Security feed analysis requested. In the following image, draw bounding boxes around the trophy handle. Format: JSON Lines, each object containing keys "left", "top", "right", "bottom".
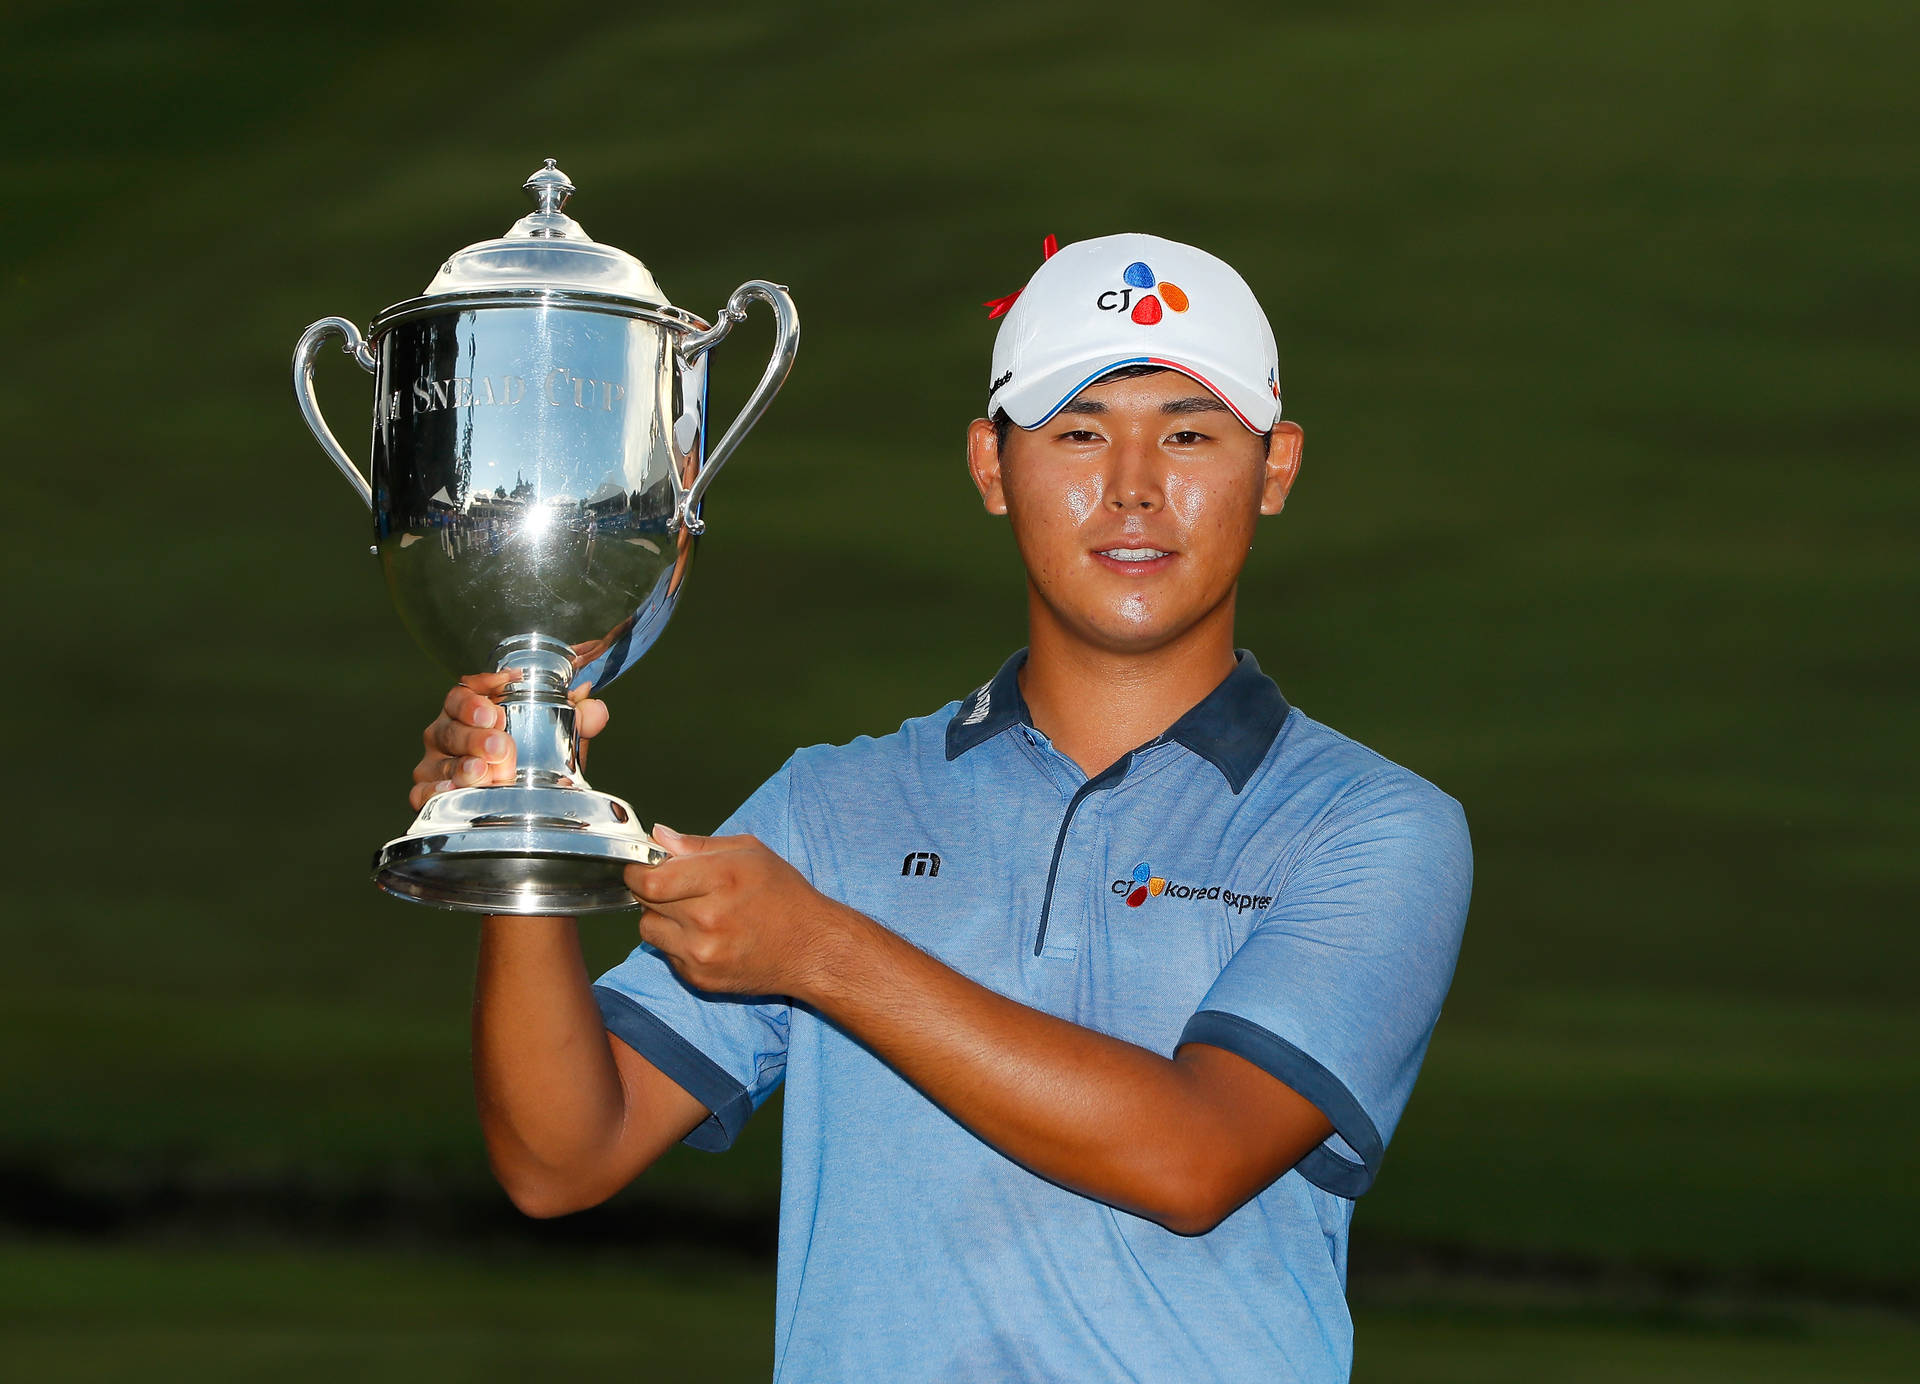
{"left": 293, "top": 316, "right": 378, "bottom": 511}
{"left": 671, "top": 280, "right": 799, "bottom": 535}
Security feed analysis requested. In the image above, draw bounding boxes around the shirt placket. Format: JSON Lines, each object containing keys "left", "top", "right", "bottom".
{"left": 1037, "top": 788, "right": 1104, "bottom": 961}
{"left": 1024, "top": 742, "right": 1132, "bottom": 967}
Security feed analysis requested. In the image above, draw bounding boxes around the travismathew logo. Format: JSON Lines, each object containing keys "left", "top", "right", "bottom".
{"left": 1112, "top": 861, "right": 1272, "bottom": 915}
{"left": 959, "top": 684, "right": 992, "bottom": 727}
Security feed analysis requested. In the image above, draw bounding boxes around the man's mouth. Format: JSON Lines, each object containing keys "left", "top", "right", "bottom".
{"left": 1092, "top": 545, "right": 1176, "bottom": 572}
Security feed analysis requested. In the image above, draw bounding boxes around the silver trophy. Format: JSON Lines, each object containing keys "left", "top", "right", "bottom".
{"left": 293, "top": 160, "right": 798, "bottom": 915}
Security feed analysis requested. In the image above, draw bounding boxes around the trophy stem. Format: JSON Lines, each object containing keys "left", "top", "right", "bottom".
{"left": 495, "top": 634, "right": 586, "bottom": 788}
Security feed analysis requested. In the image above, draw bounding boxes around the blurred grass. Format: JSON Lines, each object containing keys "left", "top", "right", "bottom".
{"left": 0, "top": 1240, "right": 778, "bottom": 1381}
{"left": 2, "top": 1239, "right": 1915, "bottom": 1382}
{"left": 2, "top": 0, "right": 1916, "bottom": 1358}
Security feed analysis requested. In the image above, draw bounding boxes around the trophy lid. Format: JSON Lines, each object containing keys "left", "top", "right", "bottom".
{"left": 422, "top": 159, "right": 665, "bottom": 304}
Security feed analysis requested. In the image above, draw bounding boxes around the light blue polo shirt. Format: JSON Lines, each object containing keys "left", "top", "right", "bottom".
{"left": 594, "top": 650, "right": 1472, "bottom": 1382}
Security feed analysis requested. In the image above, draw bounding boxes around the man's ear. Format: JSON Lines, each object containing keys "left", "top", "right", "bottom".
{"left": 1258, "top": 421, "right": 1304, "bottom": 516}
{"left": 966, "top": 417, "right": 1009, "bottom": 516}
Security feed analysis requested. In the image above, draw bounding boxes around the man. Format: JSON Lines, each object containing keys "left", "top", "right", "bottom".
{"left": 414, "top": 233, "right": 1472, "bottom": 1381}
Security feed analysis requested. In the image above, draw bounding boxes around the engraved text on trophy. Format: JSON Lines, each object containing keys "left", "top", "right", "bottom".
{"left": 396, "top": 368, "right": 629, "bottom": 420}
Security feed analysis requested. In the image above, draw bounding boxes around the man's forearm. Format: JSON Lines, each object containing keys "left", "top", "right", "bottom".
{"left": 471, "top": 916, "right": 628, "bottom": 1207}
{"left": 794, "top": 903, "right": 1240, "bottom": 1231}
{"left": 627, "top": 829, "right": 1332, "bottom": 1231}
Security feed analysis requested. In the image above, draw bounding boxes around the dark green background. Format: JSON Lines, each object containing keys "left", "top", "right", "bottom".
{"left": 5, "top": 0, "right": 1915, "bottom": 1376}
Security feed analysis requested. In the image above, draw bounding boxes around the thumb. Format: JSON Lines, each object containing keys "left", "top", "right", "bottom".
{"left": 651, "top": 823, "right": 715, "bottom": 854}
{"left": 574, "top": 697, "right": 610, "bottom": 741}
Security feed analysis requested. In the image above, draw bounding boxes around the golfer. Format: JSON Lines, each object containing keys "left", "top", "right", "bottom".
{"left": 413, "top": 233, "right": 1472, "bottom": 1381}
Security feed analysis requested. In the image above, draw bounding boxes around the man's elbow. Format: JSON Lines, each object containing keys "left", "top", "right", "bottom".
{"left": 504, "top": 1182, "right": 578, "bottom": 1220}
{"left": 1156, "top": 1201, "right": 1235, "bottom": 1238}
{"left": 494, "top": 1165, "right": 611, "bottom": 1220}
{"left": 1141, "top": 1168, "right": 1240, "bottom": 1237}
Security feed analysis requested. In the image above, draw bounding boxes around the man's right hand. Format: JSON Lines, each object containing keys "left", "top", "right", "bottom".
{"left": 409, "top": 673, "right": 610, "bottom": 810}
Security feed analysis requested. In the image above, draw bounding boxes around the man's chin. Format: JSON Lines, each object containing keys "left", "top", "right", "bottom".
{"left": 1029, "top": 581, "right": 1235, "bottom": 658}
{"left": 1065, "top": 612, "right": 1204, "bottom": 657}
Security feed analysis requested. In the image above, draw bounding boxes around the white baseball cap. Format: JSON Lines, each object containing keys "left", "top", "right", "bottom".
{"left": 986, "top": 232, "right": 1281, "bottom": 433}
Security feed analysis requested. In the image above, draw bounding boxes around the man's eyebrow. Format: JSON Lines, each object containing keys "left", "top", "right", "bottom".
{"left": 1055, "top": 396, "right": 1109, "bottom": 416}
{"left": 1052, "top": 394, "right": 1233, "bottom": 418}
{"left": 1160, "top": 395, "right": 1232, "bottom": 416}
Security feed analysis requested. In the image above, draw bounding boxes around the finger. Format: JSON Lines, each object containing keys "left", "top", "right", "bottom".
{"left": 443, "top": 681, "right": 507, "bottom": 731}
{"left": 636, "top": 902, "right": 690, "bottom": 957}
{"left": 409, "top": 776, "right": 455, "bottom": 812}
{"left": 625, "top": 854, "right": 723, "bottom": 908}
{"left": 459, "top": 670, "right": 518, "bottom": 694}
{"left": 413, "top": 744, "right": 501, "bottom": 786}
{"left": 412, "top": 749, "right": 453, "bottom": 786}
{"left": 422, "top": 753, "right": 494, "bottom": 789}
{"left": 426, "top": 717, "right": 514, "bottom": 762}
{"left": 567, "top": 679, "right": 597, "bottom": 704}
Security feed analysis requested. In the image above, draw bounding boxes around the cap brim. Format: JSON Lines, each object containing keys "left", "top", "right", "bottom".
{"left": 992, "top": 352, "right": 1278, "bottom": 433}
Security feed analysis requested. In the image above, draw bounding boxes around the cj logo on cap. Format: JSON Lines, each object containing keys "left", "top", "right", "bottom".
{"left": 1095, "top": 261, "right": 1191, "bottom": 326}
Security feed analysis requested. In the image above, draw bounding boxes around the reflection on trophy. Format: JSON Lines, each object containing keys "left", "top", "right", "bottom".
{"left": 293, "top": 160, "right": 798, "bottom": 915}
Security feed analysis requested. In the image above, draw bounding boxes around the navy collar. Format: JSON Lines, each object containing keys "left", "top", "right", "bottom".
{"left": 944, "top": 648, "right": 1290, "bottom": 794}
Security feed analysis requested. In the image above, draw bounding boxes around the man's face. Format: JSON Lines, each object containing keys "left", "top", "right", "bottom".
{"left": 966, "top": 370, "right": 1303, "bottom": 655}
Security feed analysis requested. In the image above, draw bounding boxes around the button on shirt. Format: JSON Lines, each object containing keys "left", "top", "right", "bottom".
{"left": 594, "top": 650, "right": 1472, "bottom": 1383}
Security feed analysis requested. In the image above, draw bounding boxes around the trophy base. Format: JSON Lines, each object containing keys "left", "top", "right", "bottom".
{"left": 373, "top": 782, "right": 668, "bottom": 916}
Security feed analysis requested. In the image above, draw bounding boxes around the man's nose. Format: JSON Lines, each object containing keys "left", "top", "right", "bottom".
{"left": 1104, "top": 436, "right": 1165, "bottom": 511}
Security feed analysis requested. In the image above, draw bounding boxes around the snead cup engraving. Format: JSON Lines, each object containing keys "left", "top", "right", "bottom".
{"left": 384, "top": 367, "right": 629, "bottom": 420}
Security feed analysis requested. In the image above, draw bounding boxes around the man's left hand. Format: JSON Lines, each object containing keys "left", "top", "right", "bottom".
{"left": 624, "top": 826, "right": 847, "bottom": 999}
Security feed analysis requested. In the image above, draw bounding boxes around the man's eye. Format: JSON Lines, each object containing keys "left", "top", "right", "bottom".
{"left": 1167, "top": 430, "right": 1209, "bottom": 445}
{"left": 1056, "top": 429, "right": 1102, "bottom": 443}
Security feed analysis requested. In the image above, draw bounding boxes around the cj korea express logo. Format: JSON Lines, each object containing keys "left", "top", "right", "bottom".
{"left": 1113, "top": 862, "right": 1272, "bottom": 915}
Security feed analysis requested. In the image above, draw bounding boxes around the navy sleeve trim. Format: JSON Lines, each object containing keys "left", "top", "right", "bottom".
{"left": 593, "top": 985, "right": 754, "bottom": 1153}
{"left": 1179, "top": 1009, "right": 1385, "bottom": 1199}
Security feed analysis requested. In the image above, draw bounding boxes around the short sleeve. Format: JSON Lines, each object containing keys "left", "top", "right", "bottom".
{"left": 592, "top": 760, "right": 800, "bottom": 1152}
{"left": 1177, "top": 772, "right": 1472, "bottom": 1198}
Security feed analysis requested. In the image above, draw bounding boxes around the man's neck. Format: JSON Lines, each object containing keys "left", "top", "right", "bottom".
{"left": 1017, "top": 599, "right": 1241, "bottom": 779}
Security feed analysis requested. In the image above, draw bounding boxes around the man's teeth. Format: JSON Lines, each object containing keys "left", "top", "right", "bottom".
{"left": 1100, "top": 547, "right": 1170, "bottom": 561}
